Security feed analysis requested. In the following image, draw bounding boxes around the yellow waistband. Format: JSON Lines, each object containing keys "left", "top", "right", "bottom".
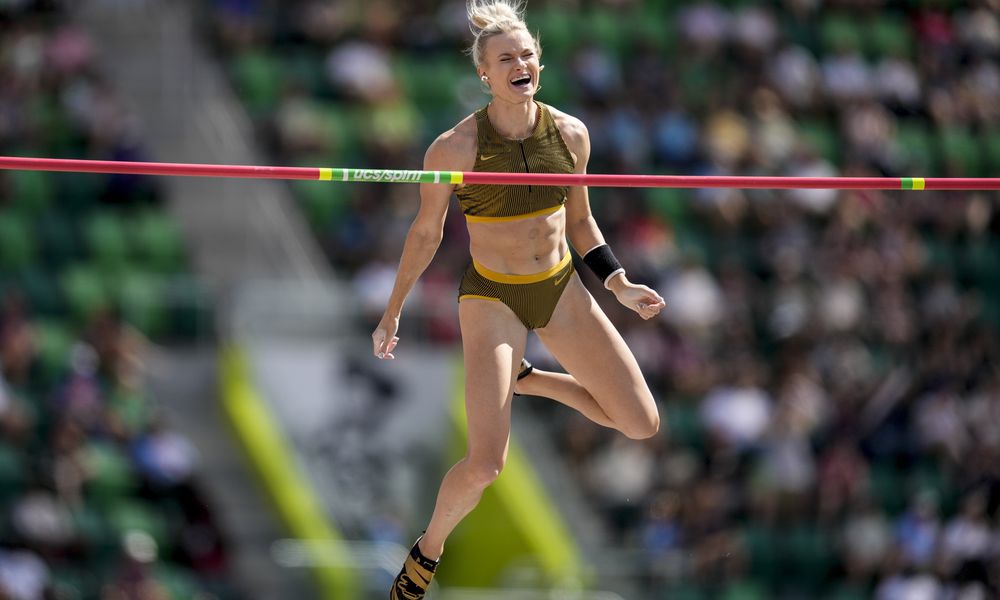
{"left": 464, "top": 204, "right": 564, "bottom": 223}
{"left": 473, "top": 251, "right": 572, "bottom": 284}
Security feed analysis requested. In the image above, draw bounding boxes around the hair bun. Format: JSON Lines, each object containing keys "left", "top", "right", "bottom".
{"left": 467, "top": 0, "right": 526, "bottom": 32}
{"left": 465, "top": 0, "right": 538, "bottom": 68}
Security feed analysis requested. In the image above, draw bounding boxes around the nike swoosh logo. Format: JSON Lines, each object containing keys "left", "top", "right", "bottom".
{"left": 553, "top": 270, "right": 569, "bottom": 286}
{"left": 479, "top": 153, "right": 502, "bottom": 161}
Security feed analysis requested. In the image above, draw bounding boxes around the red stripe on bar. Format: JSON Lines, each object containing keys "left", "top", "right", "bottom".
{"left": 1, "top": 156, "right": 998, "bottom": 190}
{"left": 0, "top": 156, "right": 323, "bottom": 180}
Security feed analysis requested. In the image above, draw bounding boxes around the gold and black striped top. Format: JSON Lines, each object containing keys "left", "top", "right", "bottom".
{"left": 456, "top": 101, "right": 575, "bottom": 222}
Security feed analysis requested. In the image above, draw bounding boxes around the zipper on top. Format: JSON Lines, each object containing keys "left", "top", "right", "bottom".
{"left": 518, "top": 141, "right": 532, "bottom": 194}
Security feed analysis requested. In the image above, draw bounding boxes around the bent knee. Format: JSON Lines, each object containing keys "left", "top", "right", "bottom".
{"left": 622, "top": 411, "right": 661, "bottom": 440}
{"left": 466, "top": 457, "right": 505, "bottom": 488}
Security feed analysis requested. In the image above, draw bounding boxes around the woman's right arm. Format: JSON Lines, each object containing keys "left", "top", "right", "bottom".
{"left": 372, "top": 137, "right": 456, "bottom": 360}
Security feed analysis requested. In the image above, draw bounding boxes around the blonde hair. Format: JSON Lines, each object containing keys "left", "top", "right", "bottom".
{"left": 466, "top": 0, "right": 540, "bottom": 68}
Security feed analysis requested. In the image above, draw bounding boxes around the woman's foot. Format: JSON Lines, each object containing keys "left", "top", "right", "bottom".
{"left": 389, "top": 537, "right": 438, "bottom": 599}
{"left": 513, "top": 358, "right": 533, "bottom": 396}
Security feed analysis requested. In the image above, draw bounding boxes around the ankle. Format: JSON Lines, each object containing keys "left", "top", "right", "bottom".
{"left": 514, "top": 359, "right": 534, "bottom": 395}
{"left": 416, "top": 537, "right": 443, "bottom": 563}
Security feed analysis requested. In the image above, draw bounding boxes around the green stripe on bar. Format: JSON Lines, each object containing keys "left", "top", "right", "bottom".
{"left": 900, "top": 177, "right": 927, "bottom": 190}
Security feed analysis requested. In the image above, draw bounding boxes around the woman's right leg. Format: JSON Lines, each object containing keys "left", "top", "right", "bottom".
{"left": 417, "top": 297, "right": 528, "bottom": 560}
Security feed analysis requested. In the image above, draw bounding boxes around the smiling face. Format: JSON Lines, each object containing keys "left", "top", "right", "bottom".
{"left": 479, "top": 29, "right": 541, "bottom": 103}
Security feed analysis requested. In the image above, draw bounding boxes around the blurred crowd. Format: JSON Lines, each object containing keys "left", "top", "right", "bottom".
{"left": 1, "top": 3, "right": 230, "bottom": 598}
{"left": 206, "top": 0, "right": 1000, "bottom": 598}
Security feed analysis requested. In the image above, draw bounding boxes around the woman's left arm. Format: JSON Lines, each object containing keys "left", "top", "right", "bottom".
{"left": 562, "top": 116, "right": 666, "bottom": 321}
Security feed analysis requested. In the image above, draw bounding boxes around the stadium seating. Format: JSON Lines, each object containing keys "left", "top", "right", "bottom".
{"left": 0, "top": 3, "right": 224, "bottom": 598}
{"left": 200, "top": 1, "right": 1000, "bottom": 597}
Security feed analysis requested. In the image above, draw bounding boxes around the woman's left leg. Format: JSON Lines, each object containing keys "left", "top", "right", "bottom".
{"left": 532, "top": 274, "right": 661, "bottom": 439}
{"left": 514, "top": 368, "right": 617, "bottom": 428}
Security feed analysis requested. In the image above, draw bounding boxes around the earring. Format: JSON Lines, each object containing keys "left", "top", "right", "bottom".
{"left": 539, "top": 65, "right": 545, "bottom": 71}
{"left": 481, "top": 75, "right": 489, "bottom": 81}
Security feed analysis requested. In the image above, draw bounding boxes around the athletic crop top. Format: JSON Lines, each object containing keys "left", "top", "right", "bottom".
{"left": 455, "top": 101, "right": 575, "bottom": 222}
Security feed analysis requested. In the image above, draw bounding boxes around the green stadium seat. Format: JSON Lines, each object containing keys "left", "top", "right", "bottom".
{"left": 395, "top": 56, "right": 470, "bottom": 110}
{"left": 26, "top": 95, "right": 73, "bottom": 156}
{"left": 84, "top": 442, "right": 138, "bottom": 505}
{"left": 742, "top": 525, "right": 781, "bottom": 583}
{"left": 629, "top": 8, "right": 677, "bottom": 56}
{"left": 8, "top": 168, "right": 53, "bottom": 215}
{"left": 36, "top": 211, "right": 83, "bottom": 268}
{"left": 869, "top": 462, "right": 907, "bottom": 515}
{"left": 49, "top": 565, "right": 101, "bottom": 600}
{"left": 864, "top": 14, "right": 913, "bottom": 59}
{"left": 16, "top": 267, "right": 64, "bottom": 317}
{"left": 909, "top": 460, "right": 957, "bottom": 515}
{"left": 964, "top": 238, "right": 1000, "bottom": 292}
{"left": 923, "top": 233, "right": 957, "bottom": 272}
{"left": 659, "top": 581, "right": 708, "bottom": 600}
{"left": 984, "top": 128, "right": 1000, "bottom": 173}
{"left": 938, "top": 126, "right": 983, "bottom": 176}
{"left": 646, "top": 187, "right": 691, "bottom": 228}
{"left": 678, "top": 61, "right": 720, "bottom": 106}
{"left": 896, "top": 121, "right": 938, "bottom": 174}
{"left": 0, "top": 212, "right": 37, "bottom": 270}
{"left": 366, "top": 100, "right": 425, "bottom": 156}
{"left": 825, "top": 582, "right": 869, "bottom": 600}
{"left": 33, "top": 319, "right": 75, "bottom": 385}
{"left": 721, "top": 580, "right": 767, "bottom": 600}
{"left": 61, "top": 263, "right": 111, "bottom": 323}
{"left": 118, "top": 270, "right": 168, "bottom": 337}
{"left": 295, "top": 179, "right": 348, "bottom": 231}
{"left": 0, "top": 441, "right": 28, "bottom": 504}
{"left": 106, "top": 499, "right": 169, "bottom": 551}
{"left": 71, "top": 503, "right": 117, "bottom": 560}
{"left": 231, "top": 50, "right": 284, "bottom": 117}
{"left": 166, "top": 275, "right": 212, "bottom": 338}
{"left": 799, "top": 119, "right": 840, "bottom": 165}
{"left": 85, "top": 211, "right": 130, "bottom": 268}
{"left": 154, "top": 564, "right": 201, "bottom": 600}
{"left": 282, "top": 47, "right": 331, "bottom": 99}
{"left": 530, "top": 7, "right": 577, "bottom": 62}
{"left": 674, "top": 225, "right": 710, "bottom": 265}
{"left": 52, "top": 171, "right": 107, "bottom": 214}
{"left": 321, "top": 102, "right": 364, "bottom": 162}
{"left": 130, "top": 211, "right": 186, "bottom": 274}
{"left": 537, "top": 66, "right": 572, "bottom": 107}
{"left": 821, "top": 14, "right": 864, "bottom": 54}
{"left": 108, "top": 386, "right": 155, "bottom": 437}
{"left": 665, "top": 401, "right": 704, "bottom": 451}
{"left": 582, "top": 8, "right": 633, "bottom": 59}
{"left": 786, "top": 525, "right": 834, "bottom": 587}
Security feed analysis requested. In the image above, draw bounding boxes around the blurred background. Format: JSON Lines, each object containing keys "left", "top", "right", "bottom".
{"left": 0, "top": 0, "right": 998, "bottom": 598}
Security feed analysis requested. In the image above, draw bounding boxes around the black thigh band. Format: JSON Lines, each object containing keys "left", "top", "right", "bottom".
{"left": 583, "top": 244, "right": 624, "bottom": 288}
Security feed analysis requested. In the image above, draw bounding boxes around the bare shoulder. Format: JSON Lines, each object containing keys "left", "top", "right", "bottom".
{"left": 425, "top": 113, "right": 478, "bottom": 171}
{"left": 545, "top": 104, "right": 590, "bottom": 164}
{"left": 549, "top": 106, "right": 590, "bottom": 168}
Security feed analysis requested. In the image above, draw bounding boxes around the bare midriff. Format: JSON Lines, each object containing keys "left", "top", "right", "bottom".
{"left": 466, "top": 207, "right": 569, "bottom": 275}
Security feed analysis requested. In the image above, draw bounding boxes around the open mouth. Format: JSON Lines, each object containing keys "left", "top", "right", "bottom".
{"left": 510, "top": 74, "right": 532, "bottom": 89}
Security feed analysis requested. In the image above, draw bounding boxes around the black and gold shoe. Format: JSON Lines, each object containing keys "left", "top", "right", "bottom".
{"left": 517, "top": 358, "right": 533, "bottom": 381}
{"left": 389, "top": 537, "right": 438, "bottom": 600}
{"left": 513, "top": 358, "right": 533, "bottom": 397}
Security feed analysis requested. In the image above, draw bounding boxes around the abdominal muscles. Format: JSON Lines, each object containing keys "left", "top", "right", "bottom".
{"left": 467, "top": 210, "right": 568, "bottom": 275}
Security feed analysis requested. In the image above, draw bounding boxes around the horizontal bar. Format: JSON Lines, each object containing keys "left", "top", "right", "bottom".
{"left": 1, "top": 156, "right": 998, "bottom": 190}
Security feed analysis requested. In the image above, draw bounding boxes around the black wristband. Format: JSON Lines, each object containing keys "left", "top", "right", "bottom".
{"left": 583, "top": 244, "right": 625, "bottom": 288}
